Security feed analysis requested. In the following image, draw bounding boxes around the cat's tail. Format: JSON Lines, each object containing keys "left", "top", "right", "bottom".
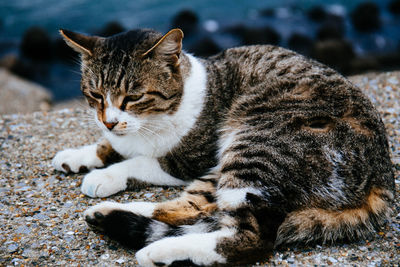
{"left": 275, "top": 187, "right": 394, "bottom": 247}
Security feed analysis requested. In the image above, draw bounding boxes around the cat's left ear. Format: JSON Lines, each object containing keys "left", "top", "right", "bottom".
{"left": 59, "top": 29, "right": 102, "bottom": 57}
{"left": 142, "top": 29, "right": 184, "bottom": 67}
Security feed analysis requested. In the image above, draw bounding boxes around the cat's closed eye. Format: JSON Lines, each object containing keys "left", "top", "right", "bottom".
{"left": 121, "top": 94, "right": 144, "bottom": 111}
{"left": 83, "top": 91, "right": 103, "bottom": 102}
{"left": 90, "top": 92, "right": 104, "bottom": 101}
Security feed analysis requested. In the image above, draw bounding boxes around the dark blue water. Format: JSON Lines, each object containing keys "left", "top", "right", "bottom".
{"left": 1, "top": 0, "right": 400, "bottom": 101}
{"left": 2, "top": 0, "right": 397, "bottom": 42}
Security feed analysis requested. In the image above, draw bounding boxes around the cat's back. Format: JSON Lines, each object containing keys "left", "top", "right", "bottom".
{"left": 208, "top": 44, "right": 349, "bottom": 91}
{"left": 207, "top": 44, "right": 381, "bottom": 126}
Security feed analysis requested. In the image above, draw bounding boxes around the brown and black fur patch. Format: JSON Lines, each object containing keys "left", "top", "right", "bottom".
{"left": 96, "top": 139, "right": 124, "bottom": 165}
{"left": 275, "top": 187, "right": 394, "bottom": 246}
{"left": 152, "top": 179, "right": 218, "bottom": 225}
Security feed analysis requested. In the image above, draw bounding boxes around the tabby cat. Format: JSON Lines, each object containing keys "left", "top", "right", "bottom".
{"left": 52, "top": 28, "right": 395, "bottom": 266}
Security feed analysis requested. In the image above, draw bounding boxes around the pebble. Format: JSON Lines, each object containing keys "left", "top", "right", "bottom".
{"left": 388, "top": 77, "right": 399, "bottom": 85}
{"left": 101, "top": 253, "right": 110, "bottom": 260}
{"left": 0, "top": 72, "right": 399, "bottom": 266}
{"left": 115, "top": 257, "right": 125, "bottom": 264}
{"left": 144, "top": 193, "right": 154, "bottom": 198}
{"left": 328, "top": 256, "right": 338, "bottom": 263}
{"left": 7, "top": 243, "right": 18, "bottom": 253}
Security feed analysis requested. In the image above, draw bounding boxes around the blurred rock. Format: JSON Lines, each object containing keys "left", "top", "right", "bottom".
{"left": 375, "top": 52, "right": 400, "bottom": 70}
{"left": 171, "top": 10, "right": 199, "bottom": 36}
{"left": 287, "top": 33, "right": 314, "bottom": 56}
{"left": 226, "top": 25, "right": 280, "bottom": 46}
{"left": 96, "top": 21, "right": 125, "bottom": 37}
{"left": 307, "top": 6, "right": 327, "bottom": 22}
{"left": 389, "top": 0, "right": 400, "bottom": 15}
{"left": 188, "top": 37, "right": 221, "bottom": 58}
{"left": 0, "top": 54, "right": 34, "bottom": 79}
{"left": 316, "top": 15, "right": 345, "bottom": 41}
{"left": 349, "top": 57, "right": 380, "bottom": 74}
{"left": 0, "top": 68, "right": 52, "bottom": 114}
{"left": 317, "top": 25, "right": 342, "bottom": 41}
{"left": 351, "top": 2, "right": 381, "bottom": 32}
{"left": 260, "top": 8, "right": 275, "bottom": 17}
{"left": 311, "top": 39, "right": 355, "bottom": 74}
{"left": 54, "top": 37, "right": 79, "bottom": 63}
{"left": 20, "top": 26, "right": 52, "bottom": 61}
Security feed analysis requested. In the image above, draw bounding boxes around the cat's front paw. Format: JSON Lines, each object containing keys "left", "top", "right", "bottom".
{"left": 52, "top": 144, "right": 104, "bottom": 173}
{"left": 81, "top": 168, "right": 127, "bottom": 197}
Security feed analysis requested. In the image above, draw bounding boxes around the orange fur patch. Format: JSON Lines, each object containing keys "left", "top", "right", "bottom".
{"left": 291, "top": 85, "right": 313, "bottom": 99}
{"left": 152, "top": 180, "right": 217, "bottom": 225}
{"left": 342, "top": 111, "right": 373, "bottom": 137}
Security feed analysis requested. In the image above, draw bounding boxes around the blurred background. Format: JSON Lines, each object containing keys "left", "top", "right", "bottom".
{"left": 1, "top": 0, "right": 400, "bottom": 108}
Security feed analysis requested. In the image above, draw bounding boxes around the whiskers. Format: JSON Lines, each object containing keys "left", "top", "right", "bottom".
{"left": 80, "top": 113, "right": 99, "bottom": 129}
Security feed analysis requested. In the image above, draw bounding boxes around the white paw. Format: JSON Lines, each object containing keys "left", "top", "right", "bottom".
{"left": 135, "top": 232, "right": 228, "bottom": 267}
{"left": 81, "top": 168, "right": 127, "bottom": 198}
{"left": 52, "top": 144, "right": 103, "bottom": 173}
{"left": 84, "top": 201, "right": 156, "bottom": 219}
{"left": 84, "top": 201, "right": 121, "bottom": 218}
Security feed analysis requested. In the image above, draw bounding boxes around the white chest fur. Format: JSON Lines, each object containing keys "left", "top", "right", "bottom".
{"left": 104, "top": 54, "right": 207, "bottom": 158}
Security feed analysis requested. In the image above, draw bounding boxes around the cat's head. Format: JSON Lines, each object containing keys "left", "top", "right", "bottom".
{"left": 60, "top": 28, "right": 187, "bottom": 136}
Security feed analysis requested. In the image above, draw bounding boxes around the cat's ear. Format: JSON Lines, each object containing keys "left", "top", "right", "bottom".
{"left": 142, "top": 29, "right": 184, "bottom": 66}
{"left": 59, "top": 29, "right": 101, "bottom": 57}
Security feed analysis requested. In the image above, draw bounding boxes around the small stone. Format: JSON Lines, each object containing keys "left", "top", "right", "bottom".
{"left": 387, "top": 77, "right": 399, "bottom": 84}
{"left": 144, "top": 193, "right": 154, "bottom": 198}
{"left": 22, "top": 248, "right": 34, "bottom": 258}
{"left": 7, "top": 243, "right": 19, "bottom": 253}
{"left": 11, "top": 258, "right": 20, "bottom": 264}
{"left": 100, "top": 253, "right": 110, "bottom": 260}
{"left": 16, "top": 225, "right": 31, "bottom": 235}
{"left": 115, "top": 258, "right": 125, "bottom": 264}
{"left": 328, "top": 257, "right": 338, "bottom": 263}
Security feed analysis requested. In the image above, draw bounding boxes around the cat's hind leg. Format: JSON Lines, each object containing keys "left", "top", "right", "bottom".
{"left": 133, "top": 186, "right": 280, "bottom": 266}
{"left": 84, "top": 176, "right": 219, "bottom": 249}
{"left": 84, "top": 197, "right": 273, "bottom": 266}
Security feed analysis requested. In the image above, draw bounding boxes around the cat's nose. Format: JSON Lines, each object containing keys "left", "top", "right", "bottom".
{"left": 104, "top": 121, "right": 118, "bottom": 130}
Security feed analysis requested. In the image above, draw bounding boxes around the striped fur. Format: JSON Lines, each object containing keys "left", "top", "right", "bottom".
{"left": 56, "top": 28, "right": 394, "bottom": 266}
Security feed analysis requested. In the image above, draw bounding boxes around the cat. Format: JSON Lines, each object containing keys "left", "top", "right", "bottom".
{"left": 53, "top": 28, "right": 395, "bottom": 266}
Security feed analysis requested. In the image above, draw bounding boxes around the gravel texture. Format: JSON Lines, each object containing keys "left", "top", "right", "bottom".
{"left": 0, "top": 72, "right": 399, "bottom": 266}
